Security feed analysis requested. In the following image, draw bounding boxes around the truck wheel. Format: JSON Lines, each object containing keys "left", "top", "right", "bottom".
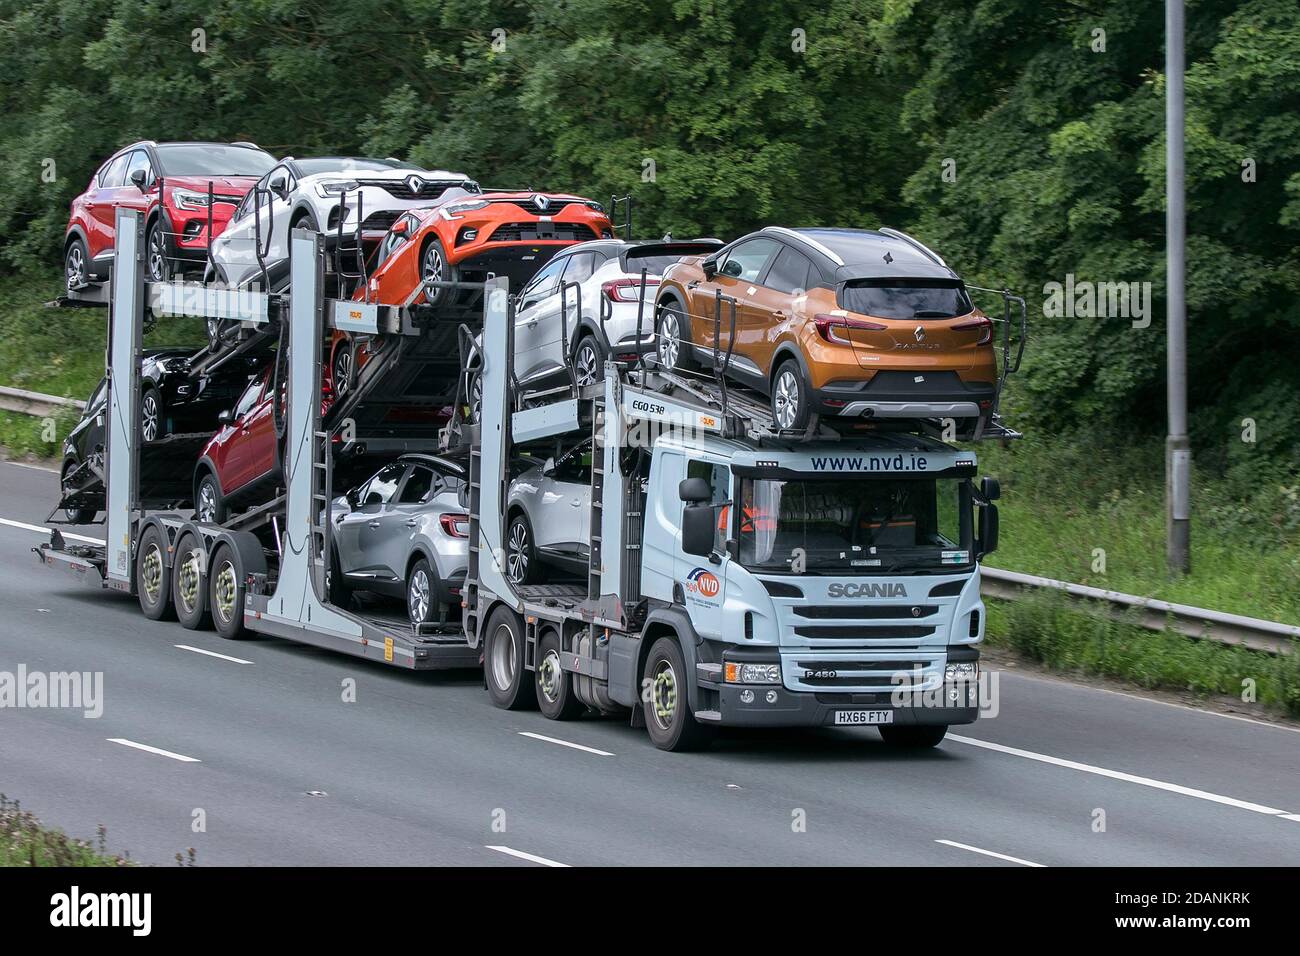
{"left": 642, "top": 636, "right": 714, "bottom": 752}
{"left": 135, "top": 525, "right": 174, "bottom": 621}
{"left": 208, "top": 543, "right": 249, "bottom": 639}
{"left": 172, "top": 533, "right": 210, "bottom": 630}
{"left": 878, "top": 725, "right": 948, "bottom": 748}
{"left": 535, "top": 631, "right": 583, "bottom": 721}
{"left": 483, "top": 605, "right": 537, "bottom": 711}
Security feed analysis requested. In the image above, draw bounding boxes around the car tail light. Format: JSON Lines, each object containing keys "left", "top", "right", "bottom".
{"left": 813, "top": 313, "right": 886, "bottom": 345}
{"left": 602, "top": 277, "right": 659, "bottom": 303}
{"left": 952, "top": 315, "right": 993, "bottom": 345}
{"left": 439, "top": 513, "right": 470, "bottom": 538}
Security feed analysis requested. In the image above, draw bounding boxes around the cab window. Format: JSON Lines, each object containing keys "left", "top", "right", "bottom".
{"left": 718, "top": 238, "right": 779, "bottom": 282}
{"left": 686, "top": 460, "right": 732, "bottom": 551}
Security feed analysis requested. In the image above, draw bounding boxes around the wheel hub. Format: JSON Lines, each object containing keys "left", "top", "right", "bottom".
{"left": 409, "top": 569, "right": 430, "bottom": 623}
{"left": 214, "top": 561, "right": 237, "bottom": 625}
{"left": 652, "top": 661, "right": 677, "bottom": 729}
{"left": 141, "top": 543, "right": 163, "bottom": 602}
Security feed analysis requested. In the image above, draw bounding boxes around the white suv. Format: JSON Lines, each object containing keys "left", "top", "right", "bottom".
{"left": 208, "top": 156, "right": 478, "bottom": 290}
{"left": 508, "top": 238, "right": 723, "bottom": 392}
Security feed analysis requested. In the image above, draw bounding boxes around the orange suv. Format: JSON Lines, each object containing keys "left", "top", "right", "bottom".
{"left": 654, "top": 227, "right": 998, "bottom": 434}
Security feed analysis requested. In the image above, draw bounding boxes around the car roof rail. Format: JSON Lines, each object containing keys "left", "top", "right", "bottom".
{"left": 232, "top": 141, "right": 261, "bottom": 149}
{"left": 878, "top": 227, "right": 947, "bottom": 267}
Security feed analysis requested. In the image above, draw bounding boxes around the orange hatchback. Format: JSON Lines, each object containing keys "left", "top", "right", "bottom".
{"left": 654, "top": 227, "right": 998, "bottom": 434}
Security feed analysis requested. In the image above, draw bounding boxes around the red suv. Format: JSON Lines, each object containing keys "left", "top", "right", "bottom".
{"left": 193, "top": 366, "right": 333, "bottom": 523}
{"left": 64, "top": 140, "right": 277, "bottom": 291}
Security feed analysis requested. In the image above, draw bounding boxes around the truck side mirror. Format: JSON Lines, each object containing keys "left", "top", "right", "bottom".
{"left": 678, "top": 477, "right": 711, "bottom": 503}
{"left": 977, "top": 502, "right": 999, "bottom": 558}
{"left": 981, "top": 476, "right": 1001, "bottom": 502}
{"left": 681, "top": 503, "right": 714, "bottom": 557}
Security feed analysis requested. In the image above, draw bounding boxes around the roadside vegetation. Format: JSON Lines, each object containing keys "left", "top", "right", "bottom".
{"left": 0, "top": 794, "right": 132, "bottom": 866}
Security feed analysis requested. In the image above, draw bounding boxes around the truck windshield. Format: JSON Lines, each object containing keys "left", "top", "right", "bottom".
{"left": 735, "top": 476, "right": 971, "bottom": 574}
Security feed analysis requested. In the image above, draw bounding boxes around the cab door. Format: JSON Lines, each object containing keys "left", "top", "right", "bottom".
{"left": 673, "top": 459, "right": 733, "bottom": 641}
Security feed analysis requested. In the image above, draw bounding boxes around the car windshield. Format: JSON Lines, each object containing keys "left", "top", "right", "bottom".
{"left": 839, "top": 279, "right": 974, "bottom": 320}
{"left": 735, "top": 477, "right": 971, "bottom": 574}
{"left": 623, "top": 244, "right": 721, "bottom": 275}
{"left": 154, "top": 145, "right": 277, "bottom": 177}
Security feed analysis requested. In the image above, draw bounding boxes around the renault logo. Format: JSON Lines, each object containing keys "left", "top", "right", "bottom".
{"left": 405, "top": 175, "right": 425, "bottom": 194}
{"left": 914, "top": 326, "right": 926, "bottom": 342}
{"left": 533, "top": 193, "right": 550, "bottom": 211}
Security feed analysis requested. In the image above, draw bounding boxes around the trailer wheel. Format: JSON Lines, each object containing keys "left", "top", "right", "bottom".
{"left": 483, "top": 605, "right": 537, "bottom": 711}
{"left": 878, "top": 725, "right": 948, "bottom": 749}
{"left": 642, "top": 636, "right": 714, "bottom": 752}
{"left": 172, "top": 533, "right": 210, "bottom": 630}
{"left": 536, "top": 631, "right": 583, "bottom": 721}
{"left": 208, "top": 543, "right": 250, "bottom": 640}
{"left": 135, "top": 525, "right": 174, "bottom": 621}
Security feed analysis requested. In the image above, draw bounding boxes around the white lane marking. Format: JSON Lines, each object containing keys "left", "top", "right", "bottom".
{"left": 0, "top": 517, "right": 104, "bottom": 545}
{"left": 107, "top": 738, "right": 201, "bottom": 763}
{"left": 1, "top": 460, "right": 59, "bottom": 474}
{"left": 950, "top": 734, "right": 1298, "bottom": 819}
{"left": 486, "top": 845, "right": 570, "bottom": 867}
{"left": 518, "top": 731, "right": 614, "bottom": 757}
{"left": 175, "top": 644, "right": 253, "bottom": 665}
{"left": 936, "top": 839, "right": 1045, "bottom": 867}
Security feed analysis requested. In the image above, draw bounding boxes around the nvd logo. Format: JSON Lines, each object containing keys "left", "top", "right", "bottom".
{"left": 685, "top": 568, "right": 720, "bottom": 598}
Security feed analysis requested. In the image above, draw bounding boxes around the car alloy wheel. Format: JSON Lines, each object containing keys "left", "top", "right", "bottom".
{"left": 141, "top": 391, "right": 160, "bottom": 442}
{"left": 65, "top": 244, "right": 86, "bottom": 291}
{"left": 408, "top": 566, "right": 430, "bottom": 624}
{"left": 773, "top": 368, "right": 801, "bottom": 430}
{"left": 333, "top": 347, "right": 353, "bottom": 395}
{"left": 197, "top": 481, "right": 218, "bottom": 523}
{"left": 658, "top": 309, "right": 681, "bottom": 368}
{"left": 507, "top": 519, "right": 529, "bottom": 583}
{"left": 422, "top": 243, "right": 444, "bottom": 304}
{"left": 575, "top": 340, "right": 600, "bottom": 387}
{"left": 147, "top": 224, "right": 169, "bottom": 282}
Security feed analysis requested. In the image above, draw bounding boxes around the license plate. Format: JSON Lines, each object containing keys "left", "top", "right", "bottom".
{"left": 833, "top": 710, "right": 894, "bottom": 726}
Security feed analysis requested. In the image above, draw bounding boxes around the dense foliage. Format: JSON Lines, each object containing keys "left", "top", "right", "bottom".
{"left": 0, "top": 0, "right": 1297, "bottom": 464}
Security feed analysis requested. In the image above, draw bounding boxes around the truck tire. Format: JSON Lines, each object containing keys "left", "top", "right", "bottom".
{"left": 483, "top": 605, "right": 537, "bottom": 711}
{"left": 535, "top": 631, "right": 583, "bottom": 721}
{"left": 642, "top": 636, "right": 714, "bottom": 752}
{"left": 135, "top": 524, "right": 174, "bottom": 621}
{"left": 172, "top": 532, "right": 210, "bottom": 630}
{"left": 878, "top": 724, "right": 948, "bottom": 748}
{"left": 208, "top": 543, "right": 249, "bottom": 640}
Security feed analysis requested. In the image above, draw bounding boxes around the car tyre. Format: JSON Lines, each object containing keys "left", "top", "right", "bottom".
{"left": 878, "top": 724, "right": 948, "bottom": 748}
{"left": 140, "top": 385, "right": 165, "bottom": 443}
{"left": 146, "top": 219, "right": 171, "bottom": 282}
{"left": 196, "top": 471, "right": 226, "bottom": 524}
{"left": 331, "top": 338, "right": 355, "bottom": 396}
{"left": 483, "top": 605, "right": 537, "bottom": 711}
{"left": 573, "top": 334, "right": 605, "bottom": 389}
{"left": 642, "top": 636, "right": 714, "bottom": 752}
{"left": 59, "top": 459, "right": 94, "bottom": 524}
{"left": 172, "top": 532, "right": 210, "bottom": 630}
{"left": 506, "top": 512, "right": 543, "bottom": 585}
{"left": 656, "top": 300, "right": 695, "bottom": 371}
{"left": 420, "top": 236, "right": 459, "bottom": 305}
{"left": 65, "top": 237, "right": 90, "bottom": 292}
{"left": 406, "top": 557, "right": 438, "bottom": 628}
{"left": 135, "top": 524, "right": 174, "bottom": 621}
{"left": 535, "top": 631, "right": 583, "bottom": 721}
{"left": 328, "top": 547, "right": 353, "bottom": 608}
{"left": 771, "top": 359, "right": 813, "bottom": 432}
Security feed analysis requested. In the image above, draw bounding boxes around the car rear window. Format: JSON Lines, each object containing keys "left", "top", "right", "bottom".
{"left": 838, "top": 279, "right": 973, "bottom": 319}
{"left": 622, "top": 243, "right": 722, "bottom": 276}
{"left": 155, "top": 145, "right": 277, "bottom": 177}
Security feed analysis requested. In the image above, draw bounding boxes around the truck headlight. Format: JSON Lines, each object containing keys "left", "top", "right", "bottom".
{"left": 944, "top": 662, "right": 978, "bottom": 681}
{"left": 725, "top": 662, "right": 780, "bottom": 684}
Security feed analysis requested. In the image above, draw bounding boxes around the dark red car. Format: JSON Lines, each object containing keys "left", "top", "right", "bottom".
{"left": 193, "top": 366, "right": 333, "bottom": 523}
{"left": 64, "top": 140, "right": 277, "bottom": 291}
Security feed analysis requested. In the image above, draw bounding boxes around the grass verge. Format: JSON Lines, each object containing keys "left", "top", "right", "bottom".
{"left": 0, "top": 794, "right": 133, "bottom": 866}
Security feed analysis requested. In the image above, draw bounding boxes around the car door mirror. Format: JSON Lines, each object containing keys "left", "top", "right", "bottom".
{"left": 217, "top": 409, "right": 234, "bottom": 426}
{"left": 701, "top": 258, "right": 718, "bottom": 280}
{"left": 391, "top": 218, "right": 409, "bottom": 238}
{"left": 542, "top": 457, "right": 556, "bottom": 477}
{"left": 345, "top": 487, "right": 360, "bottom": 508}
{"left": 268, "top": 172, "right": 289, "bottom": 199}
{"left": 130, "top": 168, "right": 148, "bottom": 192}
{"left": 681, "top": 503, "right": 715, "bottom": 557}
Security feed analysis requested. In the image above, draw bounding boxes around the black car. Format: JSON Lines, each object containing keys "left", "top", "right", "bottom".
{"left": 59, "top": 349, "right": 259, "bottom": 522}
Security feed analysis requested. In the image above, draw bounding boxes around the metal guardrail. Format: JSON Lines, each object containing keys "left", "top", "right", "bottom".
{"left": 0, "top": 386, "right": 84, "bottom": 418}
{"left": 3, "top": 380, "right": 1293, "bottom": 656}
{"left": 981, "top": 567, "right": 1298, "bottom": 655}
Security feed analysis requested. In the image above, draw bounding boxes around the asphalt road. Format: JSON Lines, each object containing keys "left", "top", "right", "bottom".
{"left": 1, "top": 458, "right": 1298, "bottom": 867}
